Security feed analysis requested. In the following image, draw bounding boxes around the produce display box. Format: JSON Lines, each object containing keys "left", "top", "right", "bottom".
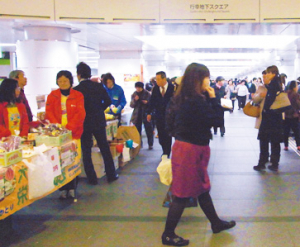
{"left": 0, "top": 149, "right": 23, "bottom": 168}
{"left": 35, "top": 131, "right": 72, "bottom": 147}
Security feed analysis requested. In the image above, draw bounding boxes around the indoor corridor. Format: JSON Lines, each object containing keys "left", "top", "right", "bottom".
{"left": 1, "top": 108, "right": 300, "bottom": 247}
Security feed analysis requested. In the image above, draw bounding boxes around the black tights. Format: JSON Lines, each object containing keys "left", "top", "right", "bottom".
{"left": 163, "top": 191, "right": 221, "bottom": 236}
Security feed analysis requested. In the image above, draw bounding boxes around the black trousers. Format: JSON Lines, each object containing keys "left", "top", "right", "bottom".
{"left": 156, "top": 119, "right": 172, "bottom": 157}
{"left": 259, "top": 136, "right": 281, "bottom": 165}
{"left": 135, "top": 116, "right": 154, "bottom": 147}
{"left": 81, "top": 127, "right": 116, "bottom": 182}
{"left": 283, "top": 117, "right": 300, "bottom": 147}
{"left": 231, "top": 99, "right": 236, "bottom": 111}
{"left": 237, "top": 96, "right": 247, "bottom": 109}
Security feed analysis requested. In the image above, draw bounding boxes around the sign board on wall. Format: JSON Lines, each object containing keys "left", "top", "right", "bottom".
{"left": 124, "top": 74, "right": 140, "bottom": 87}
{"left": 260, "top": 0, "right": 300, "bottom": 23}
{"left": 160, "top": 0, "right": 259, "bottom": 23}
{"left": 0, "top": 52, "right": 10, "bottom": 65}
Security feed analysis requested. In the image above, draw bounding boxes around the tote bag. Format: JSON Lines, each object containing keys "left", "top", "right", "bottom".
{"left": 270, "top": 92, "right": 291, "bottom": 113}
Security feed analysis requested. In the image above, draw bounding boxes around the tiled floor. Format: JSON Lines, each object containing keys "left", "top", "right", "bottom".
{"left": 1, "top": 108, "right": 300, "bottom": 247}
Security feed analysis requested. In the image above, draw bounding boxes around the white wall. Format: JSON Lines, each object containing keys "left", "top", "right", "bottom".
{"left": 98, "top": 58, "right": 141, "bottom": 106}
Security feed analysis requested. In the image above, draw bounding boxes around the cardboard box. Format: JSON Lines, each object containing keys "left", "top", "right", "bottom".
{"left": 81, "top": 149, "right": 119, "bottom": 178}
{"left": 35, "top": 131, "right": 72, "bottom": 147}
{"left": 116, "top": 126, "right": 141, "bottom": 159}
{"left": 0, "top": 149, "right": 23, "bottom": 167}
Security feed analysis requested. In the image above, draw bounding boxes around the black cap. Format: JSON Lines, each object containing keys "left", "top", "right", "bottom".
{"left": 216, "top": 76, "right": 225, "bottom": 82}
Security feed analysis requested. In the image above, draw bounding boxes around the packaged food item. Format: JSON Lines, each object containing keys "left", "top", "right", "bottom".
{"left": 0, "top": 136, "right": 21, "bottom": 152}
{"left": 0, "top": 168, "right": 5, "bottom": 201}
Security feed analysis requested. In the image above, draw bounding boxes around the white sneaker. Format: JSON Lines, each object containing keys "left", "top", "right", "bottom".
{"left": 68, "top": 189, "right": 75, "bottom": 198}
{"left": 59, "top": 190, "right": 67, "bottom": 199}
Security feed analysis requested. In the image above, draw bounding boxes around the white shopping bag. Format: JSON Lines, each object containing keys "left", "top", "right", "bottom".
{"left": 221, "top": 98, "right": 233, "bottom": 109}
{"left": 23, "top": 151, "right": 55, "bottom": 199}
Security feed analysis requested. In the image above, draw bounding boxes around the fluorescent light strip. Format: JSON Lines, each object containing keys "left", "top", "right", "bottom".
{"left": 78, "top": 57, "right": 100, "bottom": 59}
{"left": 78, "top": 51, "right": 98, "bottom": 54}
{"left": 0, "top": 43, "right": 16, "bottom": 47}
{"left": 170, "top": 52, "right": 268, "bottom": 60}
{"left": 136, "top": 35, "right": 299, "bottom": 49}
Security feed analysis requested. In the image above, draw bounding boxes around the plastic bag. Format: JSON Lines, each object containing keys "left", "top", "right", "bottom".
{"left": 156, "top": 155, "right": 172, "bottom": 186}
{"left": 23, "top": 151, "right": 55, "bottom": 199}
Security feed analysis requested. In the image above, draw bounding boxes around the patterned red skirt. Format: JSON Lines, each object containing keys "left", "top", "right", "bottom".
{"left": 171, "top": 140, "right": 211, "bottom": 198}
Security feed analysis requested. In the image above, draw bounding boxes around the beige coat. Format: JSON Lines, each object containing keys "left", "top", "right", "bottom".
{"left": 252, "top": 85, "right": 267, "bottom": 129}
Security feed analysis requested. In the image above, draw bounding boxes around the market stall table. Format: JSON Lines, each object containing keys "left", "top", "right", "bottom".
{"left": 0, "top": 139, "right": 82, "bottom": 236}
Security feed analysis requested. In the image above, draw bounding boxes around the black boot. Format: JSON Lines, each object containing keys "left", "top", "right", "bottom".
{"left": 198, "top": 192, "right": 236, "bottom": 234}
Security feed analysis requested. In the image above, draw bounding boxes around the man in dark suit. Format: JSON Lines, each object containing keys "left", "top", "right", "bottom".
{"left": 74, "top": 62, "right": 118, "bottom": 185}
{"left": 147, "top": 71, "right": 174, "bottom": 157}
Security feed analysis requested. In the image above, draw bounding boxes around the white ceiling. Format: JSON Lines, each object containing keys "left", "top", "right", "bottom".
{"left": 1, "top": 19, "right": 300, "bottom": 79}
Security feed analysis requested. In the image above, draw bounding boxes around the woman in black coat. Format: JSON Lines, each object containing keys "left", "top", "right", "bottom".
{"left": 253, "top": 65, "right": 285, "bottom": 172}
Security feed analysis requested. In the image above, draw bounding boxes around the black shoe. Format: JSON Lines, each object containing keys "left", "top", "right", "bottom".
{"left": 107, "top": 174, "right": 119, "bottom": 183}
{"left": 162, "top": 233, "right": 189, "bottom": 246}
{"left": 149, "top": 146, "right": 153, "bottom": 150}
{"left": 212, "top": 220, "right": 236, "bottom": 234}
{"left": 253, "top": 164, "right": 265, "bottom": 171}
{"left": 221, "top": 133, "right": 224, "bottom": 137}
{"left": 268, "top": 164, "right": 278, "bottom": 171}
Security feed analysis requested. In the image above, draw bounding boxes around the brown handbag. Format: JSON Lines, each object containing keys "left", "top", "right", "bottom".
{"left": 243, "top": 101, "right": 260, "bottom": 118}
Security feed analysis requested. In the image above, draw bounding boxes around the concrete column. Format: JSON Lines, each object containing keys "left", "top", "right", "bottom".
{"left": 16, "top": 25, "right": 78, "bottom": 117}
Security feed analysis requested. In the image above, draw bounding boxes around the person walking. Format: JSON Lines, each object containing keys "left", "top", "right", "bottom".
{"left": 130, "top": 82, "right": 154, "bottom": 150}
{"left": 74, "top": 62, "right": 118, "bottom": 184}
{"left": 147, "top": 71, "right": 174, "bottom": 157}
{"left": 161, "top": 63, "right": 236, "bottom": 246}
{"left": 236, "top": 80, "right": 249, "bottom": 110}
{"left": 226, "top": 79, "right": 237, "bottom": 113}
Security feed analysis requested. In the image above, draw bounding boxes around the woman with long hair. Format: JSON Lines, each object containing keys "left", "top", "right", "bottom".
{"left": 162, "top": 63, "right": 236, "bottom": 246}
{"left": 254, "top": 65, "right": 285, "bottom": 172}
{"left": 0, "top": 78, "right": 29, "bottom": 138}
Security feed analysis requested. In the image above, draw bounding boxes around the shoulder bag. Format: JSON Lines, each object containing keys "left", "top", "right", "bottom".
{"left": 243, "top": 101, "right": 260, "bottom": 118}
{"left": 270, "top": 92, "right": 291, "bottom": 113}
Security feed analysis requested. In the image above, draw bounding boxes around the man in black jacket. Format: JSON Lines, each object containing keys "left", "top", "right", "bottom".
{"left": 212, "top": 76, "right": 226, "bottom": 137}
{"left": 74, "top": 62, "right": 118, "bottom": 184}
{"left": 147, "top": 71, "right": 174, "bottom": 157}
{"left": 248, "top": 78, "right": 257, "bottom": 99}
